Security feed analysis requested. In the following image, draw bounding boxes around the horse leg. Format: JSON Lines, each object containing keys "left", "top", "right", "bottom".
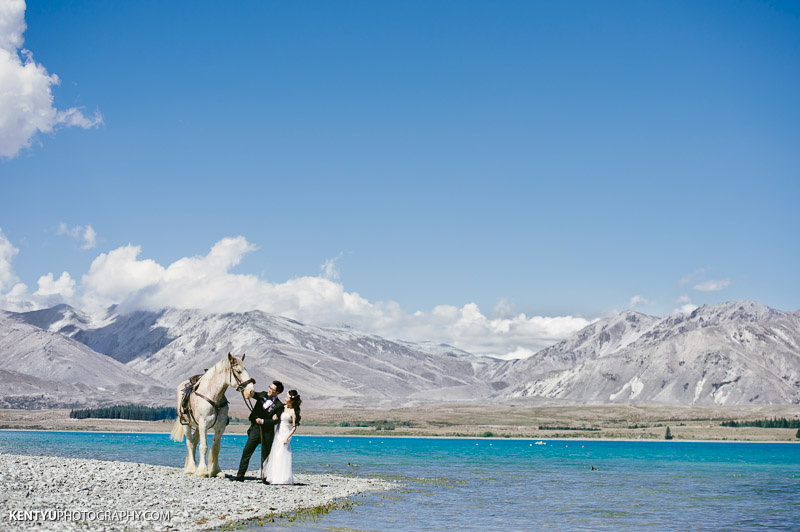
{"left": 195, "top": 420, "right": 210, "bottom": 477}
{"left": 208, "top": 423, "right": 224, "bottom": 478}
{"left": 183, "top": 425, "right": 198, "bottom": 474}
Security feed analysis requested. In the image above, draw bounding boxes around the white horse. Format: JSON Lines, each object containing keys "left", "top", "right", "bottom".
{"left": 169, "top": 353, "right": 256, "bottom": 478}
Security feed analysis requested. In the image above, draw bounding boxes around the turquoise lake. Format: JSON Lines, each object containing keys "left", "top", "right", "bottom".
{"left": 1, "top": 431, "right": 798, "bottom": 530}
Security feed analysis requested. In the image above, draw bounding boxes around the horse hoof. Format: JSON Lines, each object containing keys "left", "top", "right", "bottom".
{"left": 195, "top": 469, "right": 209, "bottom": 478}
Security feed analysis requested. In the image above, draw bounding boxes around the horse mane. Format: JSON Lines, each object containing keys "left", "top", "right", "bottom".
{"left": 193, "top": 355, "right": 233, "bottom": 390}
{"left": 210, "top": 356, "right": 232, "bottom": 374}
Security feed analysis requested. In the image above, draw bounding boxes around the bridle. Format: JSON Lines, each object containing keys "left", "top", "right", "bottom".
{"left": 230, "top": 363, "right": 256, "bottom": 393}
{"left": 229, "top": 361, "right": 257, "bottom": 412}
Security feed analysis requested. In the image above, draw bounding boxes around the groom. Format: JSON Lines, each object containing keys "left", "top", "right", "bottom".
{"left": 231, "top": 380, "right": 284, "bottom": 482}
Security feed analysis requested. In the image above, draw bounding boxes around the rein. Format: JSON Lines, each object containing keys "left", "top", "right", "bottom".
{"left": 225, "top": 358, "right": 264, "bottom": 481}
{"left": 230, "top": 362, "right": 256, "bottom": 413}
{"left": 194, "top": 390, "right": 229, "bottom": 413}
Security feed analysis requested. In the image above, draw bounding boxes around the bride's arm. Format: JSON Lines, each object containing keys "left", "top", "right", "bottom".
{"left": 284, "top": 413, "right": 297, "bottom": 445}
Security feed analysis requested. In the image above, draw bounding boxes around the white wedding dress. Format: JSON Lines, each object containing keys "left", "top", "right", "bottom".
{"left": 263, "top": 411, "right": 293, "bottom": 485}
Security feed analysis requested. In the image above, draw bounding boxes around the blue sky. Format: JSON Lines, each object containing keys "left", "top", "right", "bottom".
{"left": 1, "top": 1, "right": 798, "bottom": 357}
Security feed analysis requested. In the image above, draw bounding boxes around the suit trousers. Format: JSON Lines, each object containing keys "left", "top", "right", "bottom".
{"left": 236, "top": 424, "right": 274, "bottom": 478}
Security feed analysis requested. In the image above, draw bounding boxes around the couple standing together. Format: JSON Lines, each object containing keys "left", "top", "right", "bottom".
{"left": 231, "top": 380, "right": 302, "bottom": 485}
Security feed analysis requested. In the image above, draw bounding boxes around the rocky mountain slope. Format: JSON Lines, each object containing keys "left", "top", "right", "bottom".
{"left": 0, "top": 311, "right": 171, "bottom": 408}
{"left": 10, "top": 306, "right": 496, "bottom": 407}
{"left": 491, "top": 301, "right": 800, "bottom": 405}
{"left": 3, "top": 300, "right": 799, "bottom": 408}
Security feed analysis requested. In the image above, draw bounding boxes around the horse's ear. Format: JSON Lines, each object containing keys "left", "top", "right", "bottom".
{"left": 241, "top": 353, "right": 246, "bottom": 363}
{"left": 228, "top": 352, "right": 236, "bottom": 365}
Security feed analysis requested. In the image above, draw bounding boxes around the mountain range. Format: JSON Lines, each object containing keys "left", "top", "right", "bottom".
{"left": 1, "top": 300, "right": 798, "bottom": 408}
{"left": 487, "top": 301, "right": 800, "bottom": 405}
{"left": 0, "top": 310, "right": 171, "bottom": 409}
{"left": 2, "top": 305, "right": 496, "bottom": 408}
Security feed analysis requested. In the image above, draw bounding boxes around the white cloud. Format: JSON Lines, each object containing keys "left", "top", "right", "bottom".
{"left": 629, "top": 295, "right": 652, "bottom": 308}
{"left": 80, "top": 244, "right": 166, "bottom": 311}
{"left": 0, "top": 0, "right": 26, "bottom": 52}
{"left": 33, "top": 271, "right": 75, "bottom": 307}
{"left": 57, "top": 223, "right": 97, "bottom": 249}
{"left": 675, "top": 303, "right": 699, "bottom": 315}
{"left": 0, "top": 0, "right": 102, "bottom": 159}
{"left": 0, "top": 228, "right": 22, "bottom": 294}
{"left": 672, "top": 295, "right": 698, "bottom": 315}
{"left": 693, "top": 278, "right": 731, "bottom": 292}
{"left": 0, "top": 281, "right": 33, "bottom": 311}
{"left": 678, "top": 267, "right": 709, "bottom": 287}
{"left": 491, "top": 346, "right": 535, "bottom": 361}
{"left": 35, "top": 271, "right": 75, "bottom": 298}
{"left": 0, "top": 227, "right": 33, "bottom": 311}
{"left": 0, "top": 233, "right": 595, "bottom": 357}
{"left": 81, "top": 225, "right": 97, "bottom": 249}
{"left": 1, "top": 228, "right": 81, "bottom": 309}
{"left": 320, "top": 252, "right": 343, "bottom": 280}
{"left": 76, "top": 237, "right": 593, "bottom": 356}
{"left": 492, "top": 298, "right": 515, "bottom": 319}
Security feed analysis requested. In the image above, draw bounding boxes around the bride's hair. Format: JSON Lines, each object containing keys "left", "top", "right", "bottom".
{"left": 286, "top": 390, "right": 302, "bottom": 425}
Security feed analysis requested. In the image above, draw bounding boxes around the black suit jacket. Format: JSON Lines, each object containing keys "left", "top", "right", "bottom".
{"left": 248, "top": 391, "right": 284, "bottom": 431}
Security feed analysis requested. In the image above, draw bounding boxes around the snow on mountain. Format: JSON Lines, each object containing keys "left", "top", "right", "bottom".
{"left": 478, "top": 310, "right": 659, "bottom": 387}
{"left": 0, "top": 311, "right": 171, "bottom": 408}
{"left": 132, "top": 309, "right": 494, "bottom": 405}
{"left": 14, "top": 307, "right": 492, "bottom": 406}
{"left": 6, "top": 300, "right": 800, "bottom": 407}
{"left": 11, "top": 306, "right": 174, "bottom": 364}
{"left": 13, "top": 303, "right": 94, "bottom": 335}
{"left": 493, "top": 301, "right": 800, "bottom": 405}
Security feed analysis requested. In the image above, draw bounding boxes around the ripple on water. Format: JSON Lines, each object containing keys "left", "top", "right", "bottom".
{"left": 1, "top": 432, "right": 799, "bottom": 531}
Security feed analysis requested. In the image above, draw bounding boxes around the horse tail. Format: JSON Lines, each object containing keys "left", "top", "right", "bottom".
{"left": 169, "top": 418, "right": 185, "bottom": 442}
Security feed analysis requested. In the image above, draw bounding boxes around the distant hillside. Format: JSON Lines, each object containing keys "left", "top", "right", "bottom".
{"left": 5, "top": 300, "right": 799, "bottom": 408}
{"left": 0, "top": 311, "right": 171, "bottom": 409}
{"left": 490, "top": 301, "right": 800, "bottom": 405}
{"left": 11, "top": 306, "right": 497, "bottom": 407}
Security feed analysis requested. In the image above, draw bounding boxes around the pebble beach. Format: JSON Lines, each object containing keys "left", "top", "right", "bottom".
{"left": 0, "top": 453, "right": 396, "bottom": 531}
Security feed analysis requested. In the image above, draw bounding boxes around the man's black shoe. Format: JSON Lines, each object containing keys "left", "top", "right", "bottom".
{"left": 261, "top": 479, "right": 270, "bottom": 485}
{"left": 230, "top": 476, "right": 244, "bottom": 482}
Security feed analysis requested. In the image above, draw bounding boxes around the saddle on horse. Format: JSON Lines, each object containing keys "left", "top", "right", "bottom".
{"left": 179, "top": 371, "right": 206, "bottom": 425}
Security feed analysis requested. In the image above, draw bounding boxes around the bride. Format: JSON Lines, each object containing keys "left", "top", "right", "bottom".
{"left": 263, "top": 390, "right": 301, "bottom": 485}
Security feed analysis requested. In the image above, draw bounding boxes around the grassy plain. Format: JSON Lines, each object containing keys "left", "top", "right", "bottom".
{"left": 1, "top": 404, "right": 799, "bottom": 441}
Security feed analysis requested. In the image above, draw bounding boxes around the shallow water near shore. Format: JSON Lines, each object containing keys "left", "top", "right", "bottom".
{"left": 2, "top": 431, "right": 798, "bottom": 530}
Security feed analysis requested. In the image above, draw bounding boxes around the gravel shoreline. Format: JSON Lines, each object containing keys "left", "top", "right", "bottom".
{"left": 0, "top": 453, "right": 396, "bottom": 531}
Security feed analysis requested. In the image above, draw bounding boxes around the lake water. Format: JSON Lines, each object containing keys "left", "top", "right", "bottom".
{"left": 1, "top": 430, "right": 798, "bottom": 530}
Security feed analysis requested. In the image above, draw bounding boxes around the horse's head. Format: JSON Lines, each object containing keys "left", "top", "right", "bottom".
{"left": 227, "top": 353, "right": 256, "bottom": 399}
